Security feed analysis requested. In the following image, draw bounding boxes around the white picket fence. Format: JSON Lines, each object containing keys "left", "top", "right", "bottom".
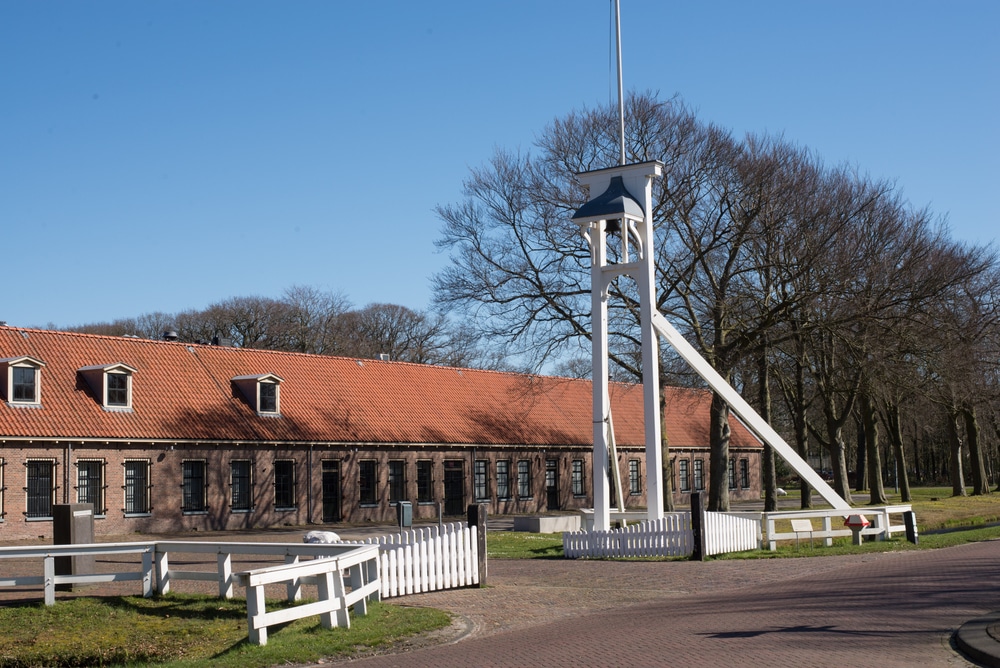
{"left": 703, "top": 511, "right": 762, "bottom": 556}
{"left": 352, "top": 521, "right": 479, "bottom": 598}
{"left": 563, "top": 510, "right": 761, "bottom": 559}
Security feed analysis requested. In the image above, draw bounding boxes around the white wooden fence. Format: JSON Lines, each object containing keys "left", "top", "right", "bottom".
{"left": 761, "top": 504, "right": 913, "bottom": 550}
{"left": 351, "top": 521, "right": 479, "bottom": 598}
{"left": 563, "top": 513, "right": 694, "bottom": 558}
{"left": 703, "top": 511, "right": 762, "bottom": 556}
{"left": 563, "top": 510, "right": 762, "bottom": 559}
{"left": 0, "top": 526, "right": 479, "bottom": 606}
{"left": 237, "top": 545, "right": 381, "bottom": 645}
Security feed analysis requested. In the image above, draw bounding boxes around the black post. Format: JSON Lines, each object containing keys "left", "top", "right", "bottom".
{"left": 53, "top": 503, "right": 95, "bottom": 591}
{"left": 903, "top": 510, "right": 919, "bottom": 545}
{"left": 690, "top": 492, "right": 705, "bottom": 561}
{"left": 467, "top": 503, "right": 488, "bottom": 586}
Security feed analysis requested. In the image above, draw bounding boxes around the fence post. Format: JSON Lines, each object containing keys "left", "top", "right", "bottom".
{"left": 468, "top": 503, "right": 488, "bottom": 586}
{"left": 690, "top": 492, "right": 705, "bottom": 561}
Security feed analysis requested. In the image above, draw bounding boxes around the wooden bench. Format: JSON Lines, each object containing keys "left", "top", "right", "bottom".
{"left": 790, "top": 519, "right": 814, "bottom": 548}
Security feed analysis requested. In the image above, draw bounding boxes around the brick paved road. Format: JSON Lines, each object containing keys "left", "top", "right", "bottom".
{"left": 343, "top": 540, "right": 1000, "bottom": 667}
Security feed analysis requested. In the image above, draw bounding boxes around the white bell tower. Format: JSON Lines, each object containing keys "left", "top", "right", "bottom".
{"left": 572, "top": 160, "right": 664, "bottom": 532}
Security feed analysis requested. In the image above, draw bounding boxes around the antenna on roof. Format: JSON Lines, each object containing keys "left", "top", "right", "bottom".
{"left": 614, "top": 0, "right": 625, "bottom": 166}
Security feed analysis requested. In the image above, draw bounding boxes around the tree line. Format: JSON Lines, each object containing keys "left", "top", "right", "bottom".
{"left": 66, "top": 285, "right": 501, "bottom": 369}
{"left": 433, "top": 91, "right": 1000, "bottom": 511}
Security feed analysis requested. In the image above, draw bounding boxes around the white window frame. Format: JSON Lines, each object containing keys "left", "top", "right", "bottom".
{"left": 1, "top": 356, "right": 45, "bottom": 407}
{"left": 231, "top": 373, "right": 283, "bottom": 416}
{"left": 78, "top": 363, "right": 137, "bottom": 411}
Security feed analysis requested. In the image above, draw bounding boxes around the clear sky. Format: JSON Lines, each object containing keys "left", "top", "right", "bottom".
{"left": 3, "top": 1, "right": 997, "bottom": 329}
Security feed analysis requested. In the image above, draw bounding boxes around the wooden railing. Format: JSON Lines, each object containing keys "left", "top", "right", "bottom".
{"left": 761, "top": 504, "right": 913, "bottom": 550}
{"left": 237, "top": 544, "right": 380, "bottom": 645}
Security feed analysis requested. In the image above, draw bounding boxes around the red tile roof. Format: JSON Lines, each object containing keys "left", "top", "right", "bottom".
{"left": 0, "top": 326, "right": 760, "bottom": 449}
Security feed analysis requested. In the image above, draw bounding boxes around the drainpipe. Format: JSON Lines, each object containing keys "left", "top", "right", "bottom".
{"left": 64, "top": 441, "right": 72, "bottom": 503}
{"left": 307, "top": 444, "right": 313, "bottom": 523}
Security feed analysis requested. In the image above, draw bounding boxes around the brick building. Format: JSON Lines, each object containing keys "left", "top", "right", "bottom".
{"left": 0, "top": 326, "right": 761, "bottom": 541}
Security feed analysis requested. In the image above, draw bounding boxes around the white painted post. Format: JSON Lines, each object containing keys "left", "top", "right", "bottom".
{"left": 44, "top": 556, "right": 55, "bottom": 606}
{"left": 142, "top": 551, "right": 153, "bottom": 598}
{"left": 591, "top": 221, "right": 612, "bottom": 532}
{"left": 284, "top": 554, "right": 301, "bottom": 601}
{"left": 315, "top": 570, "right": 339, "bottom": 630}
{"left": 156, "top": 548, "right": 170, "bottom": 594}
{"left": 637, "top": 166, "right": 664, "bottom": 521}
{"left": 217, "top": 552, "right": 233, "bottom": 599}
{"left": 247, "top": 584, "right": 266, "bottom": 645}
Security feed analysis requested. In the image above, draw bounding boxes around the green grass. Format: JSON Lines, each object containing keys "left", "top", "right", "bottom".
{"left": 491, "top": 488, "right": 1000, "bottom": 562}
{"left": 0, "top": 594, "right": 450, "bottom": 668}
{"left": 487, "top": 531, "right": 563, "bottom": 559}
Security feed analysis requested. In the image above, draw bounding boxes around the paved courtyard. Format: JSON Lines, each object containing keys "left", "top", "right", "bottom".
{"left": 0, "top": 524, "right": 996, "bottom": 666}
{"left": 340, "top": 539, "right": 999, "bottom": 667}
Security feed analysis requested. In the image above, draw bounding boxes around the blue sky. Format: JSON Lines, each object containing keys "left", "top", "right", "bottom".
{"left": 3, "top": 1, "right": 997, "bottom": 329}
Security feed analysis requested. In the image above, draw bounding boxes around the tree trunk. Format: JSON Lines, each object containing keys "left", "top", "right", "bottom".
{"left": 708, "top": 391, "right": 731, "bottom": 511}
{"left": 821, "top": 394, "right": 853, "bottom": 505}
{"left": 660, "top": 388, "right": 675, "bottom": 511}
{"left": 949, "top": 410, "right": 967, "bottom": 497}
{"left": 861, "top": 393, "right": 887, "bottom": 505}
{"left": 854, "top": 423, "right": 868, "bottom": 492}
{"left": 964, "top": 407, "right": 990, "bottom": 496}
{"left": 759, "top": 352, "right": 777, "bottom": 512}
{"left": 886, "top": 403, "right": 911, "bottom": 502}
{"left": 790, "top": 330, "right": 811, "bottom": 508}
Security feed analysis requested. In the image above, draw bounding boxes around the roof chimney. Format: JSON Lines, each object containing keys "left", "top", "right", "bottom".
{"left": 162, "top": 330, "right": 179, "bottom": 341}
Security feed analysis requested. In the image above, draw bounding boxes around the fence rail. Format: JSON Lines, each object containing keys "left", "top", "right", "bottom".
{"left": 236, "top": 544, "right": 380, "bottom": 646}
{"left": 0, "top": 524, "right": 480, "bottom": 605}
{"left": 761, "top": 504, "right": 913, "bottom": 550}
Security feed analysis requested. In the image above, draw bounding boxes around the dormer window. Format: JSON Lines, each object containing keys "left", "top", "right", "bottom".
{"left": 259, "top": 381, "right": 277, "bottom": 413}
{"left": 1, "top": 356, "right": 45, "bottom": 407}
{"left": 232, "top": 373, "right": 283, "bottom": 417}
{"left": 78, "top": 363, "right": 137, "bottom": 412}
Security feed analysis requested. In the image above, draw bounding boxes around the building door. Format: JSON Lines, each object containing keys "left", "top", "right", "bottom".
{"left": 546, "top": 459, "right": 560, "bottom": 510}
{"left": 443, "top": 460, "right": 465, "bottom": 516}
{"left": 322, "top": 460, "right": 341, "bottom": 523}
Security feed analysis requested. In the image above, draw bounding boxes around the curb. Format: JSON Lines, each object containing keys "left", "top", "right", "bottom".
{"left": 955, "top": 613, "right": 1000, "bottom": 667}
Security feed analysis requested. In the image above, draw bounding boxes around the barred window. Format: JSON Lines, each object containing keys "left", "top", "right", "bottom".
{"left": 629, "top": 459, "right": 641, "bottom": 495}
{"left": 76, "top": 460, "right": 106, "bottom": 515}
{"left": 693, "top": 459, "right": 704, "bottom": 491}
{"left": 572, "top": 460, "right": 585, "bottom": 496}
{"left": 474, "top": 460, "right": 489, "bottom": 501}
{"left": 388, "top": 460, "right": 406, "bottom": 504}
{"left": 26, "top": 460, "right": 55, "bottom": 519}
{"left": 231, "top": 460, "right": 253, "bottom": 511}
{"left": 124, "top": 460, "right": 151, "bottom": 515}
{"left": 496, "top": 460, "right": 511, "bottom": 500}
{"left": 679, "top": 459, "right": 690, "bottom": 492}
{"left": 182, "top": 460, "right": 206, "bottom": 512}
{"left": 416, "top": 461, "right": 433, "bottom": 503}
{"left": 517, "top": 460, "right": 532, "bottom": 498}
{"left": 274, "top": 460, "right": 296, "bottom": 509}
{"left": 359, "top": 460, "right": 377, "bottom": 505}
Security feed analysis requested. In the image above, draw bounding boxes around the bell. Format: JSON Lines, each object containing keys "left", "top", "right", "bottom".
{"left": 605, "top": 218, "right": 622, "bottom": 234}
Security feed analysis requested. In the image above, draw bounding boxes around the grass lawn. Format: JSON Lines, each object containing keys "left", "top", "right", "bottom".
{"left": 0, "top": 595, "right": 450, "bottom": 668}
